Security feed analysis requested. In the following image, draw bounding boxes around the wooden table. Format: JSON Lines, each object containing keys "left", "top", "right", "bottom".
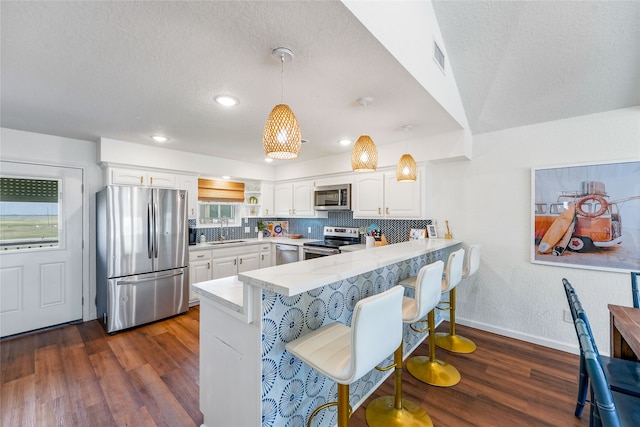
{"left": 609, "top": 304, "right": 640, "bottom": 361}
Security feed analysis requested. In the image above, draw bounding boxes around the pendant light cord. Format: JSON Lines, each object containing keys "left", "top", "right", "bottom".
{"left": 280, "top": 53, "right": 285, "bottom": 104}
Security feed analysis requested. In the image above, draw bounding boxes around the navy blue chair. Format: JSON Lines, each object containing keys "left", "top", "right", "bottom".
{"left": 562, "top": 279, "right": 640, "bottom": 418}
{"left": 575, "top": 319, "right": 640, "bottom": 427}
{"left": 631, "top": 272, "right": 639, "bottom": 309}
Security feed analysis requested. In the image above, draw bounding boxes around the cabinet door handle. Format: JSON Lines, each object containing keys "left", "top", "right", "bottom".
{"left": 239, "top": 258, "right": 243, "bottom": 264}
{"left": 386, "top": 207, "right": 389, "bottom": 215}
{"left": 197, "top": 254, "right": 205, "bottom": 258}
{"left": 140, "top": 176, "right": 144, "bottom": 185}
{"left": 207, "top": 262, "right": 210, "bottom": 269}
{"left": 234, "top": 259, "right": 237, "bottom": 265}
{"left": 378, "top": 207, "right": 381, "bottom": 214}
{"left": 150, "top": 177, "right": 153, "bottom": 185}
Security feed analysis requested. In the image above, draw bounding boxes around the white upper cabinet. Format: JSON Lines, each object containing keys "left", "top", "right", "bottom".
{"left": 274, "top": 180, "right": 327, "bottom": 218}
{"left": 108, "top": 167, "right": 177, "bottom": 188}
{"left": 352, "top": 174, "right": 385, "bottom": 217}
{"left": 178, "top": 174, "right": 198, "bottom": 220}
{"left": 274, "top": 183, "right": 294, "bottom": 216}
{"left": 292, "top": 181, "right": 315, "bottom": 217}
{"left": 383, "top": 172, "right": 421, "bottom": 218}
{"left": 261, "top": 183, "right": 275, "bottom": 217}
{"left": 353, "top": 170, "right": 422, "bottom": 219}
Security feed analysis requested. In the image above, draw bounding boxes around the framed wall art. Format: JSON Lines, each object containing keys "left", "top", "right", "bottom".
{"left": 531, "top": 160, "right": 640, "bottom": 272}
{"left": 427, "top": 224, "right": 438, "bottom": 239}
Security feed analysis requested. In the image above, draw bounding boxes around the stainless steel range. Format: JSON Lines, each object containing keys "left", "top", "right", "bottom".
{"left": 303, "top": 226, "right": 361, "bottom": 260}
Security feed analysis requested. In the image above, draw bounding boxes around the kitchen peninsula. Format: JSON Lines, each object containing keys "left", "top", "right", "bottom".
{"left": 194, "top": 238, "right": 462, "bottom": 427}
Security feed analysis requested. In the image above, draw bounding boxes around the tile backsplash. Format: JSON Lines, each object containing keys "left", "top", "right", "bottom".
{"left": 190, "top": 212, "right": 432, "bottom": 244}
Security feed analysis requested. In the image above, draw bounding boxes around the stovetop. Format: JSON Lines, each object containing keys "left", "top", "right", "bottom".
{"left": 304, "top": 226, "right": 361, "bottom": 249}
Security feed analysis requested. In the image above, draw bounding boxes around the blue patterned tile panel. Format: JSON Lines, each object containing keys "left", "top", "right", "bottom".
{"left": 259, "top": 250, "right": 445, "bottom": 427}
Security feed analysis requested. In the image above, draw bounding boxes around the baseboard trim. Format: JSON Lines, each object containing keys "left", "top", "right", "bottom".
{"left": 456, "top": 317, "right": 580, "bottom": 356}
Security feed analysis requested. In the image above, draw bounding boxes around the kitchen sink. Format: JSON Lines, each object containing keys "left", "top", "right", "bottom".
{"left": 206, "top": 240, "right": 246, "bottom": 246}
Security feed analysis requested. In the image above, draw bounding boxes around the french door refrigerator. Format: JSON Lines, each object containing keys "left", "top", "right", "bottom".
{"left": 96, "top": 186, "right": 189, "bottom": 333}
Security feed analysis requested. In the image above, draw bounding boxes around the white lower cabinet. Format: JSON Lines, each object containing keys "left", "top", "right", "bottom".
{"left": 259, "top": 244, "right": 273, "bottom": 268}
{"left": 189, "top": 244, "right": 267, "bottom": 304}
{"left": 211, "top": 251, "right": 260, "bottom": 279}
{"left": 189, "top": 250, "right": 213, "bottom": 305}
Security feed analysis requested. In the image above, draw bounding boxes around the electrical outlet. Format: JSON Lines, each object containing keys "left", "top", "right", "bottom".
{"left": 255, "top": 226, "right": 258, "bottom": 233}
{"left": 307, "top": 227, "right": 312, "bottom": 234}
{"left": 244, "top": 227, "right": 250, "bottom": 233}
{"left": 563, "top": 309, "right": 573, "bottom": 323}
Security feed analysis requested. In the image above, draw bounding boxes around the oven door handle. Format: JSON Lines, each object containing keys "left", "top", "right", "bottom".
{"left": 303, "top": 247, "right": 340, "bottom": 256}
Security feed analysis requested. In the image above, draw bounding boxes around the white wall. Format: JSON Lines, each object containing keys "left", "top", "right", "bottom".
{"left": 429, "top": 107, "right": 640, "bottom": 355}
{"left": 0, "top": 128, "right": 104, "bottom": 321}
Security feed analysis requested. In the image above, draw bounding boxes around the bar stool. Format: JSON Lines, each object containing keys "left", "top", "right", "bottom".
{"left": 435, "top": 244, "right": 481, "bottom": 354}
{"left": 400, "top": 249, "right": 464, "bottom": 387}
{"left": 366, "top": 260, "right": 444, "bottom": 427}
{"left": 285, "top": 286, "right": 404, "bottom": 427}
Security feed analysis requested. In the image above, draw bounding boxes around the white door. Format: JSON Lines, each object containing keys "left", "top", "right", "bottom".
{"left": 0, "top": 161, "right": 83, "bottom": 337}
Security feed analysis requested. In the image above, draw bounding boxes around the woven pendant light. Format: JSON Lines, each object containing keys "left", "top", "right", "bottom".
{"left": 263, "top": 47, "right": 301, "bottom": 160}
{"left": 351, "top": 97, "right": 378, "bottom": 171}
{"left": 351, "top": 135, "right": 378, "bottom": 172}
{"left": 263, "top": 104, "right": 301, "bottom": 159}
{"left": 395, "top": 125, "right": 417, "bottom": 181}
{"left": 396, "top": 153, "right": 417, "bottom": 181}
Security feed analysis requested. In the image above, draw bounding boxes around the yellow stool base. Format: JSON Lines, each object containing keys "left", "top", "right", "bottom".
{"left": 434, "top": 333, "right": 477, "bottom": 354}
{"left": 406, "top": 356, "right": 461, "bottom": 387}
{"left": 366, "top": 396, "right": 433, "bottom": 427}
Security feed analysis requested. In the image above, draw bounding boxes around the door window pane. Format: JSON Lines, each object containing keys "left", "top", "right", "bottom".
{"left": 0, "top": 178, "right": 60, "bottom": 250}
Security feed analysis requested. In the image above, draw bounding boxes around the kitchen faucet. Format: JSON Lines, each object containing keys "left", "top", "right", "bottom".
{"left": 219, "top": 218, "right": 229, "bottom": 241}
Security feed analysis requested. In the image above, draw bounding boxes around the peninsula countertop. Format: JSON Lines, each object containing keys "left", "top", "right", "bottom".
{"left": 238, "top": 238, "right": 462, "bottom": 296}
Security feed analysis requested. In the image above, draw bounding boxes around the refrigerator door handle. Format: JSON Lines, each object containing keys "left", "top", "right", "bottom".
{"left": 153, "top": 202, "right": 159, "bottom": 258}
{"left": 117, "top": 270, "right": 184, "bottom": 286}
{"left": 147, "top": 202, "right": 154, "bottom": 259}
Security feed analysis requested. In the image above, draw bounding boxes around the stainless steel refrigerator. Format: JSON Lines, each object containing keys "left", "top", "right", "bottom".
{"left": 96, "top": 186, "right": 189, "bottom": 333}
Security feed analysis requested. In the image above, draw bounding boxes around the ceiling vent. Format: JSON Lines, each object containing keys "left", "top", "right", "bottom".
{"left": 433, "top": 40, "right": 445, "bottom": 74}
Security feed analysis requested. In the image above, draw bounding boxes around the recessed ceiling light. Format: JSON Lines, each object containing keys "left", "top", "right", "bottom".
{"left": 221, "top": 175, "right": 231, "bottom": 180}
{"left": 151, "top": 135, "right": 168, "bottom": 143}
{"left": 338, "top": 139, "right": 352, "bottom": 146}
{"left": 264, "top": 158, "right": 274, "bottom": 163}
{"left": 214, "top": 95, "right": 239, "bottom": 106}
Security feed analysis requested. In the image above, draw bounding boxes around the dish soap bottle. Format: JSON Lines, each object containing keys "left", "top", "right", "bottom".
{"left": 199, "top": 234, "right": 206, "bottom": 244}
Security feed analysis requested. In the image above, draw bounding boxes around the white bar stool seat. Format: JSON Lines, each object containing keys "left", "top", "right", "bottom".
{"left": 285, "top": 286, "right": 405, "bottom": 427}
{"left": 366, "top": 260, "right": 444, "bottom": 427}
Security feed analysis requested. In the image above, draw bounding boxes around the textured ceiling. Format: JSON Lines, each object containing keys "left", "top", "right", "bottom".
{"left": 432, "top": 0, "right": 640, "bottom": 135}
{"left": 2, "top": 1, "right": 639, "bottom": 165}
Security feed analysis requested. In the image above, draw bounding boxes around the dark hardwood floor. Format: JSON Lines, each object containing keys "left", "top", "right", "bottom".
{"left": 1, "top": 306, "right": 589, "bottom": 426}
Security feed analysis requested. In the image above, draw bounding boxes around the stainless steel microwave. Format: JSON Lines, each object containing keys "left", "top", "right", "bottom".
{"left": 314, "top": 184, "right": 351, "bottom": 211}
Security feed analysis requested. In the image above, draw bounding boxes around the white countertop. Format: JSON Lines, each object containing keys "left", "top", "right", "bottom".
{"left": 189, "top": 236, "right": 318, "bottom": 251}
{"left": 239, "top": 238, "right": 461, "bottom": 296}
{"left": 193, "top": 275, "right": 244, "bottom": 312}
